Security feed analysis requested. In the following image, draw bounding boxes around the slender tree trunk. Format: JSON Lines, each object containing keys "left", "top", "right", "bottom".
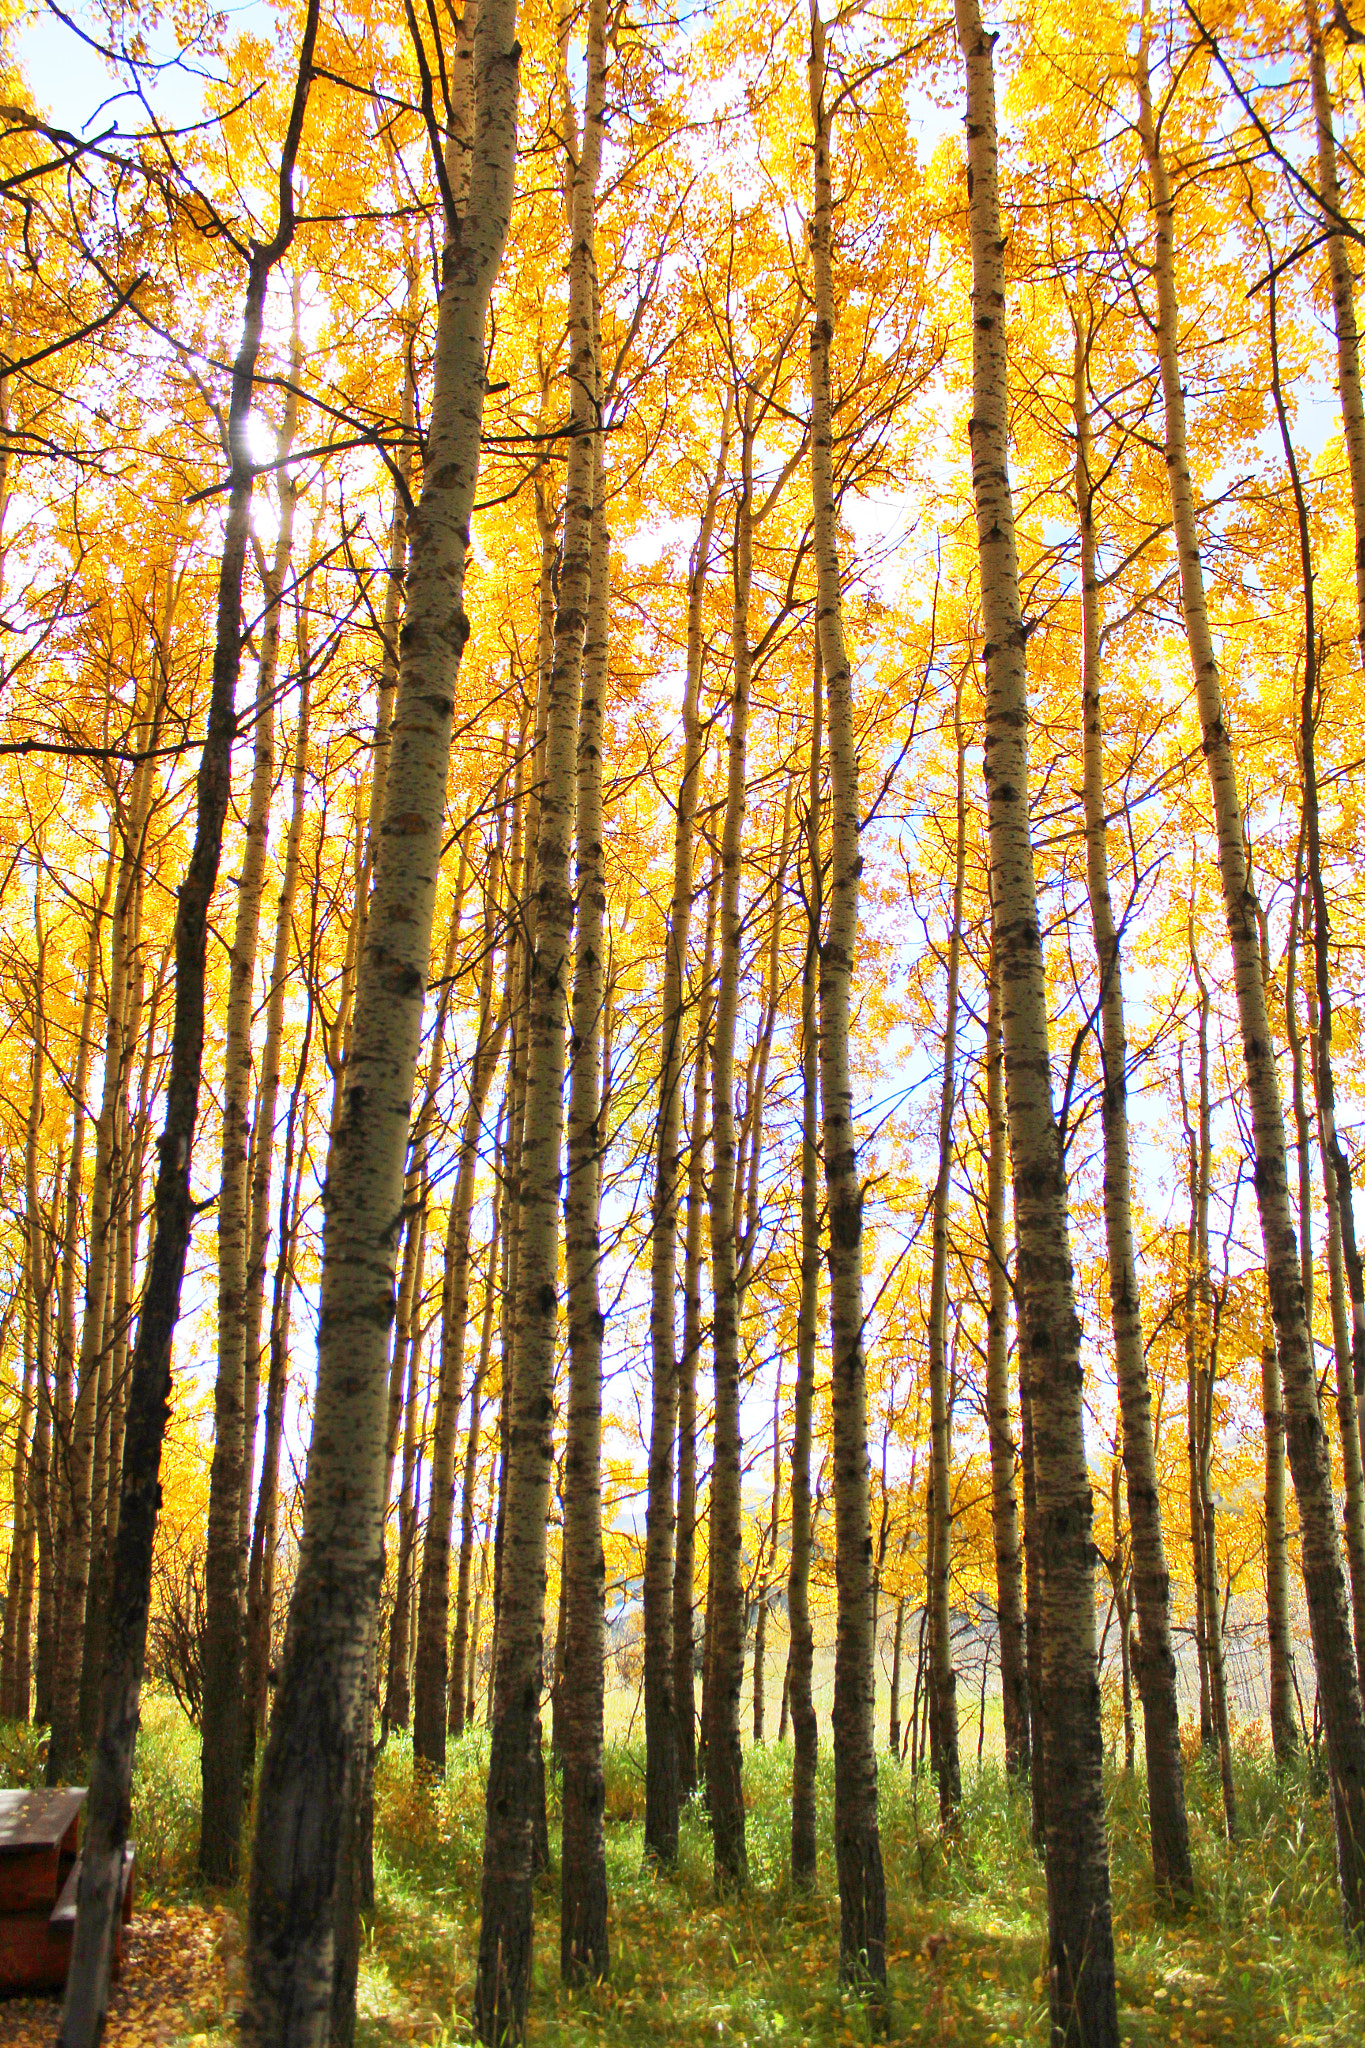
{"left": 202, "top": 315, "right": 304, "bottom": 1880}
{"left": 492, "top": 673, "right": 551, "bottom": 1677}
{"left": 928, "top": 675, "right": 965, "bottom": 1821}
{"left": 561, "top": 374, "right": 610, "bottom": 1983}
{"left": 926, "top": 1462, "right": 942, "bottom": 1790}
{"left": 323, "top": 792, "right": 367, "bottom": 1137}
{"left": 494, "top": 513, "right": 557, "bottom": 1659}
{"left": 752, "top": 1360, "right": 783, "bottom": 1744}
{"left": 1271, "top": 853, "right": 1314, "bottom": 1755}
{"left": 1307, "top": 0, "right": 1365, "bottom": 678}
{"left": 1186, "top": 953, "right": 1238, "bottom": 1839}
{"left": 789, "top": 663, "right": 822, "bottom": 1887}
{"left": 80, "top": 1250, "right": 116, "bottom": 1741}
{"left": 384, "top": 1185, "right": 429, "bottom": 1732}
{"left": 3, "top": 1332, "right": 32, "bottom": 1718}
{"left": 384, "top": 1194, "right": 428, "bottom": 1555}
{"left": 1102, "top": 1456, "right": 1136, "bottom": 1779}
{"left": 29, "top": 1165, "right": 65, "bottom": 1708}
{"left": 347, "top": 255, "right": 420, "bottom": 1000}
{"left": 412, "top": 815, "right": 512, "bottom": 1768}
{"left": 735, "top": 793, "right": 792, "bottom": 1288}
{"left": 32, "top": 1159, "right": 59, "bottom": 1733}
{"left": 483, "top": 711, "right": 532, "bottom": 1677}
{"left": 50, "top": 836, "right": 117, "bottom": 1679}
{"left": 490, "top": 1070, "right": 518, "bottom": 1694}
{"left": 101, "top": 958, "right": 163, "bottom": 1634}
{"left": 1262, "top": 1307, "right": 1300, "bottom": 1769}
{"left": 60, "top": 19, "right": 323, "bottom": 2040}
{"left": 983, "top": 912, "right": 1029, "bottom": 1782}
{"left": 3, "top": 903, "right": 46, "bottom": 1718}
{"left": 242, "top": 7, "right": 520, "bottom": 2036}
{"left": 1120, "top": 1603, "right": 1135, "bottom": 1774}
{"left": 1279, "top": 848, "right": 1317, "bottom": 1341}
{"left": 1262, "top": 185, "right": 1365, "bottom": 1669}
{"left": 673, "top": 868, "right": 717, "bottom": 1802}
{"left": 451, "top": 1206, "right": 500, "bottom": 1741}
{"left": 697, "top": 1484, "right": 715, "bottom": 1796}
{"left": 910, "top": 1607, "right": 928, "bottom": 1773}
{"left": 547, "top": 1550, "right": 567, "bottom": 1759}
{"left": 1072, "top": 323, "right": 1191, "bottom": 1897}
{"left": 247, "top": 1095, "right": 309, "bottom": 1752}
{"left": 1138, "top": 33, "right": 1365, "bottom": 1929}
{"left": 809, "top": 7, "right": 885, "bottom": 1985}
{"left": 956, "top": 6, "right": 1116, "bottom": 2037}
{"left": 241, "top": 525, "right": 321, "bottom": 1604}
{"left": 1182, "top": 1159, "right": 1214, "bottom": 1752}
{"left": 1019, "top": 1322, "right": 1045, "bottom": 1849}
{"left": 50, "top": 761, "right": 148, "bottom": 1788}
{"left": 473, "top": 1480, "right": 496, "bottom": 1730}
{"left": 474, "top": 10, "right": 596, "bottom": 2030}
{"left": 888, "top": 1600, "right": 905, "bottom": 1759}
{"left": 1186, "top": 1196, "right": 1219, "bottom": 1744}
{"left": 30, "top": 1273, "right": 56, "bottom": 1729}
{"left": 1311, "top": 965, "right": 1365, "bottom": 1680}
{"left": 706, "top": 402, "right": 758, "bottom": 1897}
{"left": 81, "top": 892, "right": 149, "bottom": 1759}
{"left": 243, "top": 649, "right": 314, "bottom": 1759}
{"left": 14, "top": 1247, "right": 46, "bottom": 1723}
{"left": 644, "top": 413, "right": 729, "bottom": 1867}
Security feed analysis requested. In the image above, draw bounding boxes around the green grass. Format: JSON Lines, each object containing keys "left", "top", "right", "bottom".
{"left": 359, "top": 1727, "right": 1365, "bottom": 2047}
{"left": 5, "top": 1703, "right": 1362, "bottom": 2044}
{"left": 0, "top": 1693, "right": 203, "bottom": 1895}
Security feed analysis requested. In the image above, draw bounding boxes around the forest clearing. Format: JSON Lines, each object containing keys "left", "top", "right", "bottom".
{"left": 9, "top": 0, "right": 1365, "bottom": 2043}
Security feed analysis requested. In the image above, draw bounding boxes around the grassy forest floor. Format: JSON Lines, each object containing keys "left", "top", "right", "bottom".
{"left": 2, "top": 1702, "right": 1363, "bottom": 2046}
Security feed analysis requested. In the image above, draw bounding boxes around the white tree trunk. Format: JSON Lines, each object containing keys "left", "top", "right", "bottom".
{"left": 706, "top": 393, "right": 758, "bottom": 1894}
{"left": 643, "top": 409, "right": 729, "bottom": 1867}
{"left": 672, "top": 866, "right": 718, "bottom": 1801}
{"left": 1137, "top": 30, "right": 1365, "bottom": 1928}
{"left": 983, "top": 908, "right": 1028, "bottom": 1781}
{"left": 809, "top": 3, "right": 885, "bottom": 1984}
{"left": 561, "top": 401, "right": 610, "bottom": 1979}
{"left": 474, "top": 3, "right": 602, "bottom": 2029}
{"left": 927, "top": 675, "right": 965, "bottom": 1820}
{"left": 1307, "top": 0, "right": 1365, "bottom": 666}
{"left": 1072, "top": 320, "right": 1191, "bottom": 1898}
{"left": 243, "top": 5, "right": 522, "bottom": 2034}
{"left": 955, "top": 4, "right": 1116, "bottom": 2038}
{"left": 202, "top": 310, "right": 303, "bottom": 1881}
{"left": 243, "top": 641, "right": 314, "bottom": 1748}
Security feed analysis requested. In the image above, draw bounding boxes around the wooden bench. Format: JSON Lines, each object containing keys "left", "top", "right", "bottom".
{"left": 0, "top": 1789, "right": 136, "bottom": 1997}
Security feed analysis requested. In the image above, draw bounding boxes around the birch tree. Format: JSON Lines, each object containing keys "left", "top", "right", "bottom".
{"left": 927, "top": 673, "right": 965, "bottom": 1822}
{"left": 201, "top": 304, "right": 303, "bottom": 1883}
{"left": 643, "top": 411, "right": 728, "bottom": 1868}
{"left": 954, "top": 2, "right": 1117, "bottom": 2037}
{"left": 241, "top": 3, "right": 524, "bottom": 2036}
{"left": 59, "top": 11, "right": 324, "bottom": 2037}
{"left": 1137, "top": 26, "right": 1365, "bottom": 1930}
{"left": 809, "top": 3, "right": 884, "bottom": 1986}
{"left": 1072, "top": 312, "right": 1191, "bottom": 1900}
{"left": 473, "top": 0, "right": 602, "bottom": 2027}
{"left": 672, "top": 864, "right": 718, "bottom": 1803}
{"left": 982, "top": 912, "right": 1028, "bottom": 1782}
{"left": 789, "top": 650, "right": 822, "bottom": 1888}
{"left": 561, "top": 416, "right": 610, "bottom": 1979}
